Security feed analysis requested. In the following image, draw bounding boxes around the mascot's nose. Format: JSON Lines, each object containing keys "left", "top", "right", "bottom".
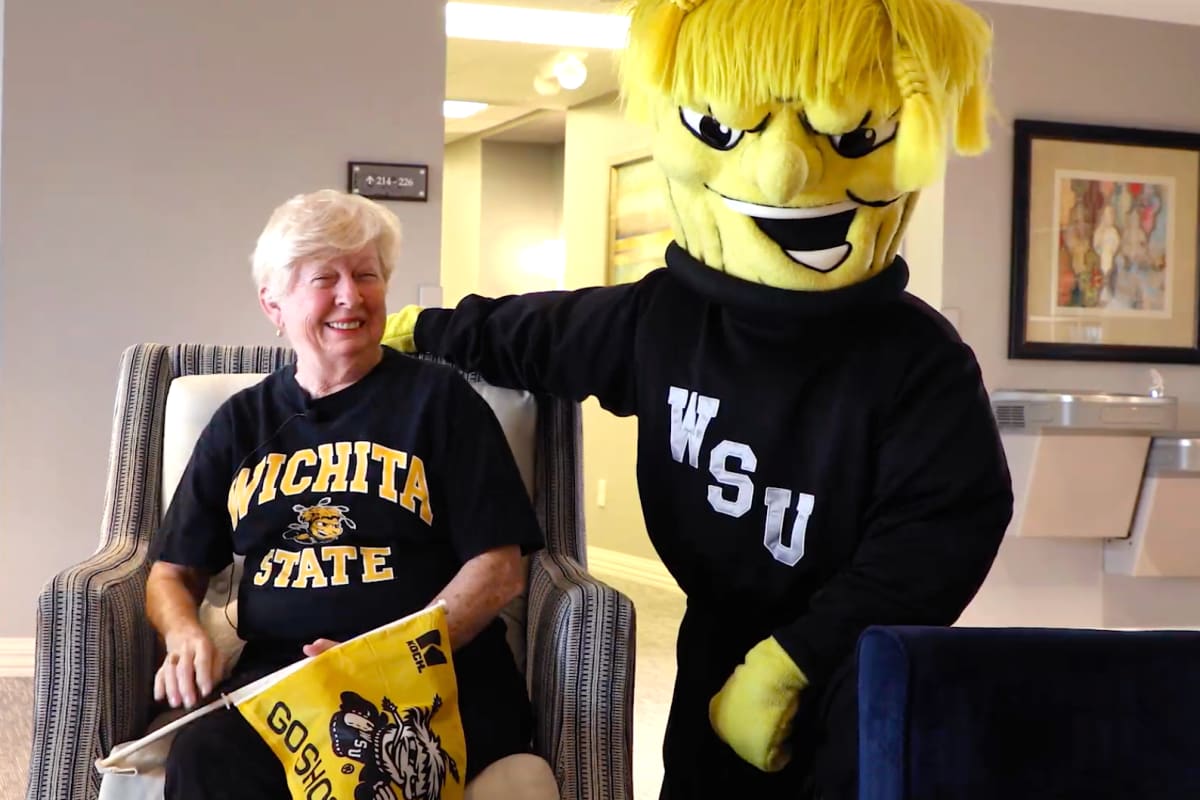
{"left": 754, "top": 139, "right": 820, "bottom": 206}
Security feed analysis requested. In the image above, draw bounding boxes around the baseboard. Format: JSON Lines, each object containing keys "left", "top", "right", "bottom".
{"left": 586, "top": 547, "right": 682, "bottom": 595}
{"left": 0, "top": 638, "right": 35, "bottom": 678}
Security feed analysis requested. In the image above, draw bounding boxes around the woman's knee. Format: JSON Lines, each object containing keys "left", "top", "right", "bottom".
{"left": 465, "top": 753, "right": 558, "bottom": 800}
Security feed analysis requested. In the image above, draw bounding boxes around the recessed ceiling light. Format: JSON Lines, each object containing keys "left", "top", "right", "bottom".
{"left": 443, "top": 100, "right": 489, "bottom": 119}
{"left": 446, "top": 3, "right": 629, "bottom": 49}
{"left": 552, "top": 54, "right": 588, "bottom": 91}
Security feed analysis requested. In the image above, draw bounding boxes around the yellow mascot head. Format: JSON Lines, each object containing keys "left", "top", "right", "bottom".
{"left": 620, "top": 0, "right": 993, "bottom": 291}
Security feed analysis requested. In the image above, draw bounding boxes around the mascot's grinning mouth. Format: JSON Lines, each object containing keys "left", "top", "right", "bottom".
{"left": 718, "top": 195, "right": 857, "bottom": 273}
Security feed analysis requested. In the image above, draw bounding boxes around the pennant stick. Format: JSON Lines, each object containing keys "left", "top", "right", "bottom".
{"left": 97, "top": 694, "right": 229, "bottom": 772}
{"left": 95, "top": 657, "right": 313, "bottom": 773}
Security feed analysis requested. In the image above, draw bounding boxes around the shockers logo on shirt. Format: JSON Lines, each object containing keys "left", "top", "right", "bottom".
{"left": 286, "top": 497, "right": 358, "bottom": 544}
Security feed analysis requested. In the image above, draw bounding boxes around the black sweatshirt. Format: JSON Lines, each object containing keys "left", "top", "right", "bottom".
{"left": 415, "top": 242, "right": 1012, "bottom": 685}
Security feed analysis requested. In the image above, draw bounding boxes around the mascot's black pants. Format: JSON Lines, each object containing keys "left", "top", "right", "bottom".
{"left": 659, "top": 607, "right": 858, "bottom": 800}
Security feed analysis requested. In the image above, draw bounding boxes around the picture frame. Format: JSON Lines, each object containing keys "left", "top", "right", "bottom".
{"left": 606, "top": 153, "right": 674, "bottom": 286}
{"left": 1009, "top": 119, "right": 1200, "bottom": 364}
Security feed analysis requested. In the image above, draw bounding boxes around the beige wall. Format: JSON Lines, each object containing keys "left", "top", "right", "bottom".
{"left": 953, "top": 2, "right": 1200, "bottom": 628}
{"left": 561, "top": 95, "right": 657, "bottom": 562}
{"left": 441, "top": 98, "right": 656, "bottom": 561}
{"left": 0, "top": 0, "right": 446, "bottom": 637}
{"left": 442, "top": 136, "right": 484, "bottom": 307}
{"left": 479, "top": 141, "right": 565, "bottom": 297}
{"left": 442, "top": 139, "right": 565, "bottom": 306}
{"left": 440, "top": 110, "right": 654, "bottom": 558}
{"left": 902, "top": 178, "right": 946, "bottom": 310}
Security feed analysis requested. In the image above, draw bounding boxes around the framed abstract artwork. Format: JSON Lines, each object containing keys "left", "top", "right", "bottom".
{"left": 606, "top": 153, "right": 674, "bottom": 286}
{"left": 1010, "top": 119, "right": 1200, "bottom": 363}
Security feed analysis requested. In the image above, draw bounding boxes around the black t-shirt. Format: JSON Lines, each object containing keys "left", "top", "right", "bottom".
{"left": 151, "top": 347, "right": 544, "bottom": 672}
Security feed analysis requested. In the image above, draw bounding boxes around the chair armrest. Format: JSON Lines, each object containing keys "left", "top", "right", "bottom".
{"left": 527, "top": 551, "right": 636, "bottom": 800}
{"left": 27, "top": 540, "right": 158, "bottom": 800}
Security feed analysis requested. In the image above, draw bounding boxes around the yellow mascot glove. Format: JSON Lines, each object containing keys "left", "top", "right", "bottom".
{"left": 708, "top": 637, "right": 809, "bottom": 772}
{"left": 381, "top": 304, "right": 422, "bottom": 353}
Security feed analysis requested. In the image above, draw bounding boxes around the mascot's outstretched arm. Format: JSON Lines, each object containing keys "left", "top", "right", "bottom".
{"left": 382, "top": 282, "right": 649, "bottom": 416}
{"left": 382, "top": 305, "right": 421, "bottom": 354}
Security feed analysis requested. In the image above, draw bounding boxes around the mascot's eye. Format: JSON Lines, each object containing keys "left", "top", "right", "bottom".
{"left": 828, "top": 115, "right": 898, "bottom": 158}
{"left": 679, "top": 107, "right": 747, "bottom": 151}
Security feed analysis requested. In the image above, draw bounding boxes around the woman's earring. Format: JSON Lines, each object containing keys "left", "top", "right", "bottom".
{"left": 275, "top": 328, "right": 282, "bottom": 338}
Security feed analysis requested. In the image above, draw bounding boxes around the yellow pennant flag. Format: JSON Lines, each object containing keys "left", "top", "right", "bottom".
{"left": 235, "top": 603, "right": 466, "bottom": 800}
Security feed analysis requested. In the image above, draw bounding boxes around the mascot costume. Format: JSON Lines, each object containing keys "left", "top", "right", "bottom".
{"left": 385, "top": 1, "right": 1013, "bottom": 797}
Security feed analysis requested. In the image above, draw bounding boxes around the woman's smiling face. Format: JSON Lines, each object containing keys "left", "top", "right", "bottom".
{"left": 267, "top": 245, "right": 388, "bottom": 368}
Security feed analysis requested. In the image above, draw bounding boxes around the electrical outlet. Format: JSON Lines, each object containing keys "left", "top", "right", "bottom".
{"left": 597, "top": 479, "right": 607, "bottom": 508}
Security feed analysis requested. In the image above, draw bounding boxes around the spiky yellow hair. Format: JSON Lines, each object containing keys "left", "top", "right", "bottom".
{"left": 619, "top": 0, "right": 993, "bottom": 190}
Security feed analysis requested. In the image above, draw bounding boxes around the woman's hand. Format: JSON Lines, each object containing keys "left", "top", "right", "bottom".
{"left": 303, "top": 638, "right": 341, "bottom": 658}
{"left": 154, "top": 624, "right": 224, "bottom": 709}
{"left": 147, "top": 561, "right": 217, "bottom": 709}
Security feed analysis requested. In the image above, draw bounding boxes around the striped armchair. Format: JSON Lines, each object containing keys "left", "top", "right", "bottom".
{"left": 27, "top": 343, "right": 636, "bottom": 800}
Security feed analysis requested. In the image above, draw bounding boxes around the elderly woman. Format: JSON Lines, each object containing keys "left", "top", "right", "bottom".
{"left": 146, "top": 190, "right": 550, "bottom": 799}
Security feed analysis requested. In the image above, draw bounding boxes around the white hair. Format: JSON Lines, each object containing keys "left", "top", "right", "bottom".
{"left": 251, "top": 189, "right": 402, "bottom": 297}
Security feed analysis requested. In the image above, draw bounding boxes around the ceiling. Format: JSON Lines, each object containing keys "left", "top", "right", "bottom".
{"left": 444, "top": 0, "right": 621, "bottom": 143}
{"left": 982, "top": 0, "right": 1200, "bottom": 25}
{"left": 444, "top": 38, "right": 619, "bottom": 142}
{"left": 444, "top": 0, "right": 1200, "bottom": 145}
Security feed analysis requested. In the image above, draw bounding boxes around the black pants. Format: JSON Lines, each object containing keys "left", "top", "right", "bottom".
{"left": 164, "top": 704, "right": 289, "bottom": 800}
{"left": 658, "top": 608, "right": 858, "bottom": 800}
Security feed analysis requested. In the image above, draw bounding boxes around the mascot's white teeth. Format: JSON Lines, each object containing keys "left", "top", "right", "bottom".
{"left": 720, "top": 197, "right": 857, "bottom": 220}
{"left": 718, "top": 195, "right": 858, "bottom": 273}
{"left": 784, "top": 244, "right": 852, "bottom": 272}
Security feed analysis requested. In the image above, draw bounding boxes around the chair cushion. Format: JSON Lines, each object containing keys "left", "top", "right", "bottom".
{"left": 162, "top": 374, "right": 266, "bottom": 679}
{"left": 161, "top": 374, "right": 269, "bottom": 510}
{"left": 158, "top": 367, "right": 537, "bottom": 677}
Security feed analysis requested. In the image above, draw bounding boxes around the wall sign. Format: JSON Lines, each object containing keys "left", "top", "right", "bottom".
{"left": 347, "top": 161, "right": 428, "bottom": 202}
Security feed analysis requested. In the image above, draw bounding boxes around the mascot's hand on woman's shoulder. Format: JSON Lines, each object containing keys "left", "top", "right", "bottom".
{"left": 708, "top": 636, "right": 809, "bottom": 772}
{"left": 382, "top": 305, "right": 422, "bottom": 354}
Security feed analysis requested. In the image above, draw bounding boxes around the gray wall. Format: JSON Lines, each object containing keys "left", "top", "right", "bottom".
{"left": 0, "top": 1, "right": 446, "bottom": 636}
{"left": 953, "top": 3, "right": 1200, "bottom": 627}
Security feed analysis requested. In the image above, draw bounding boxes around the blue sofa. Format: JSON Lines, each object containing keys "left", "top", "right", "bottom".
{"left": 858, "top": 625, "right": 1200, "bottom": 799}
